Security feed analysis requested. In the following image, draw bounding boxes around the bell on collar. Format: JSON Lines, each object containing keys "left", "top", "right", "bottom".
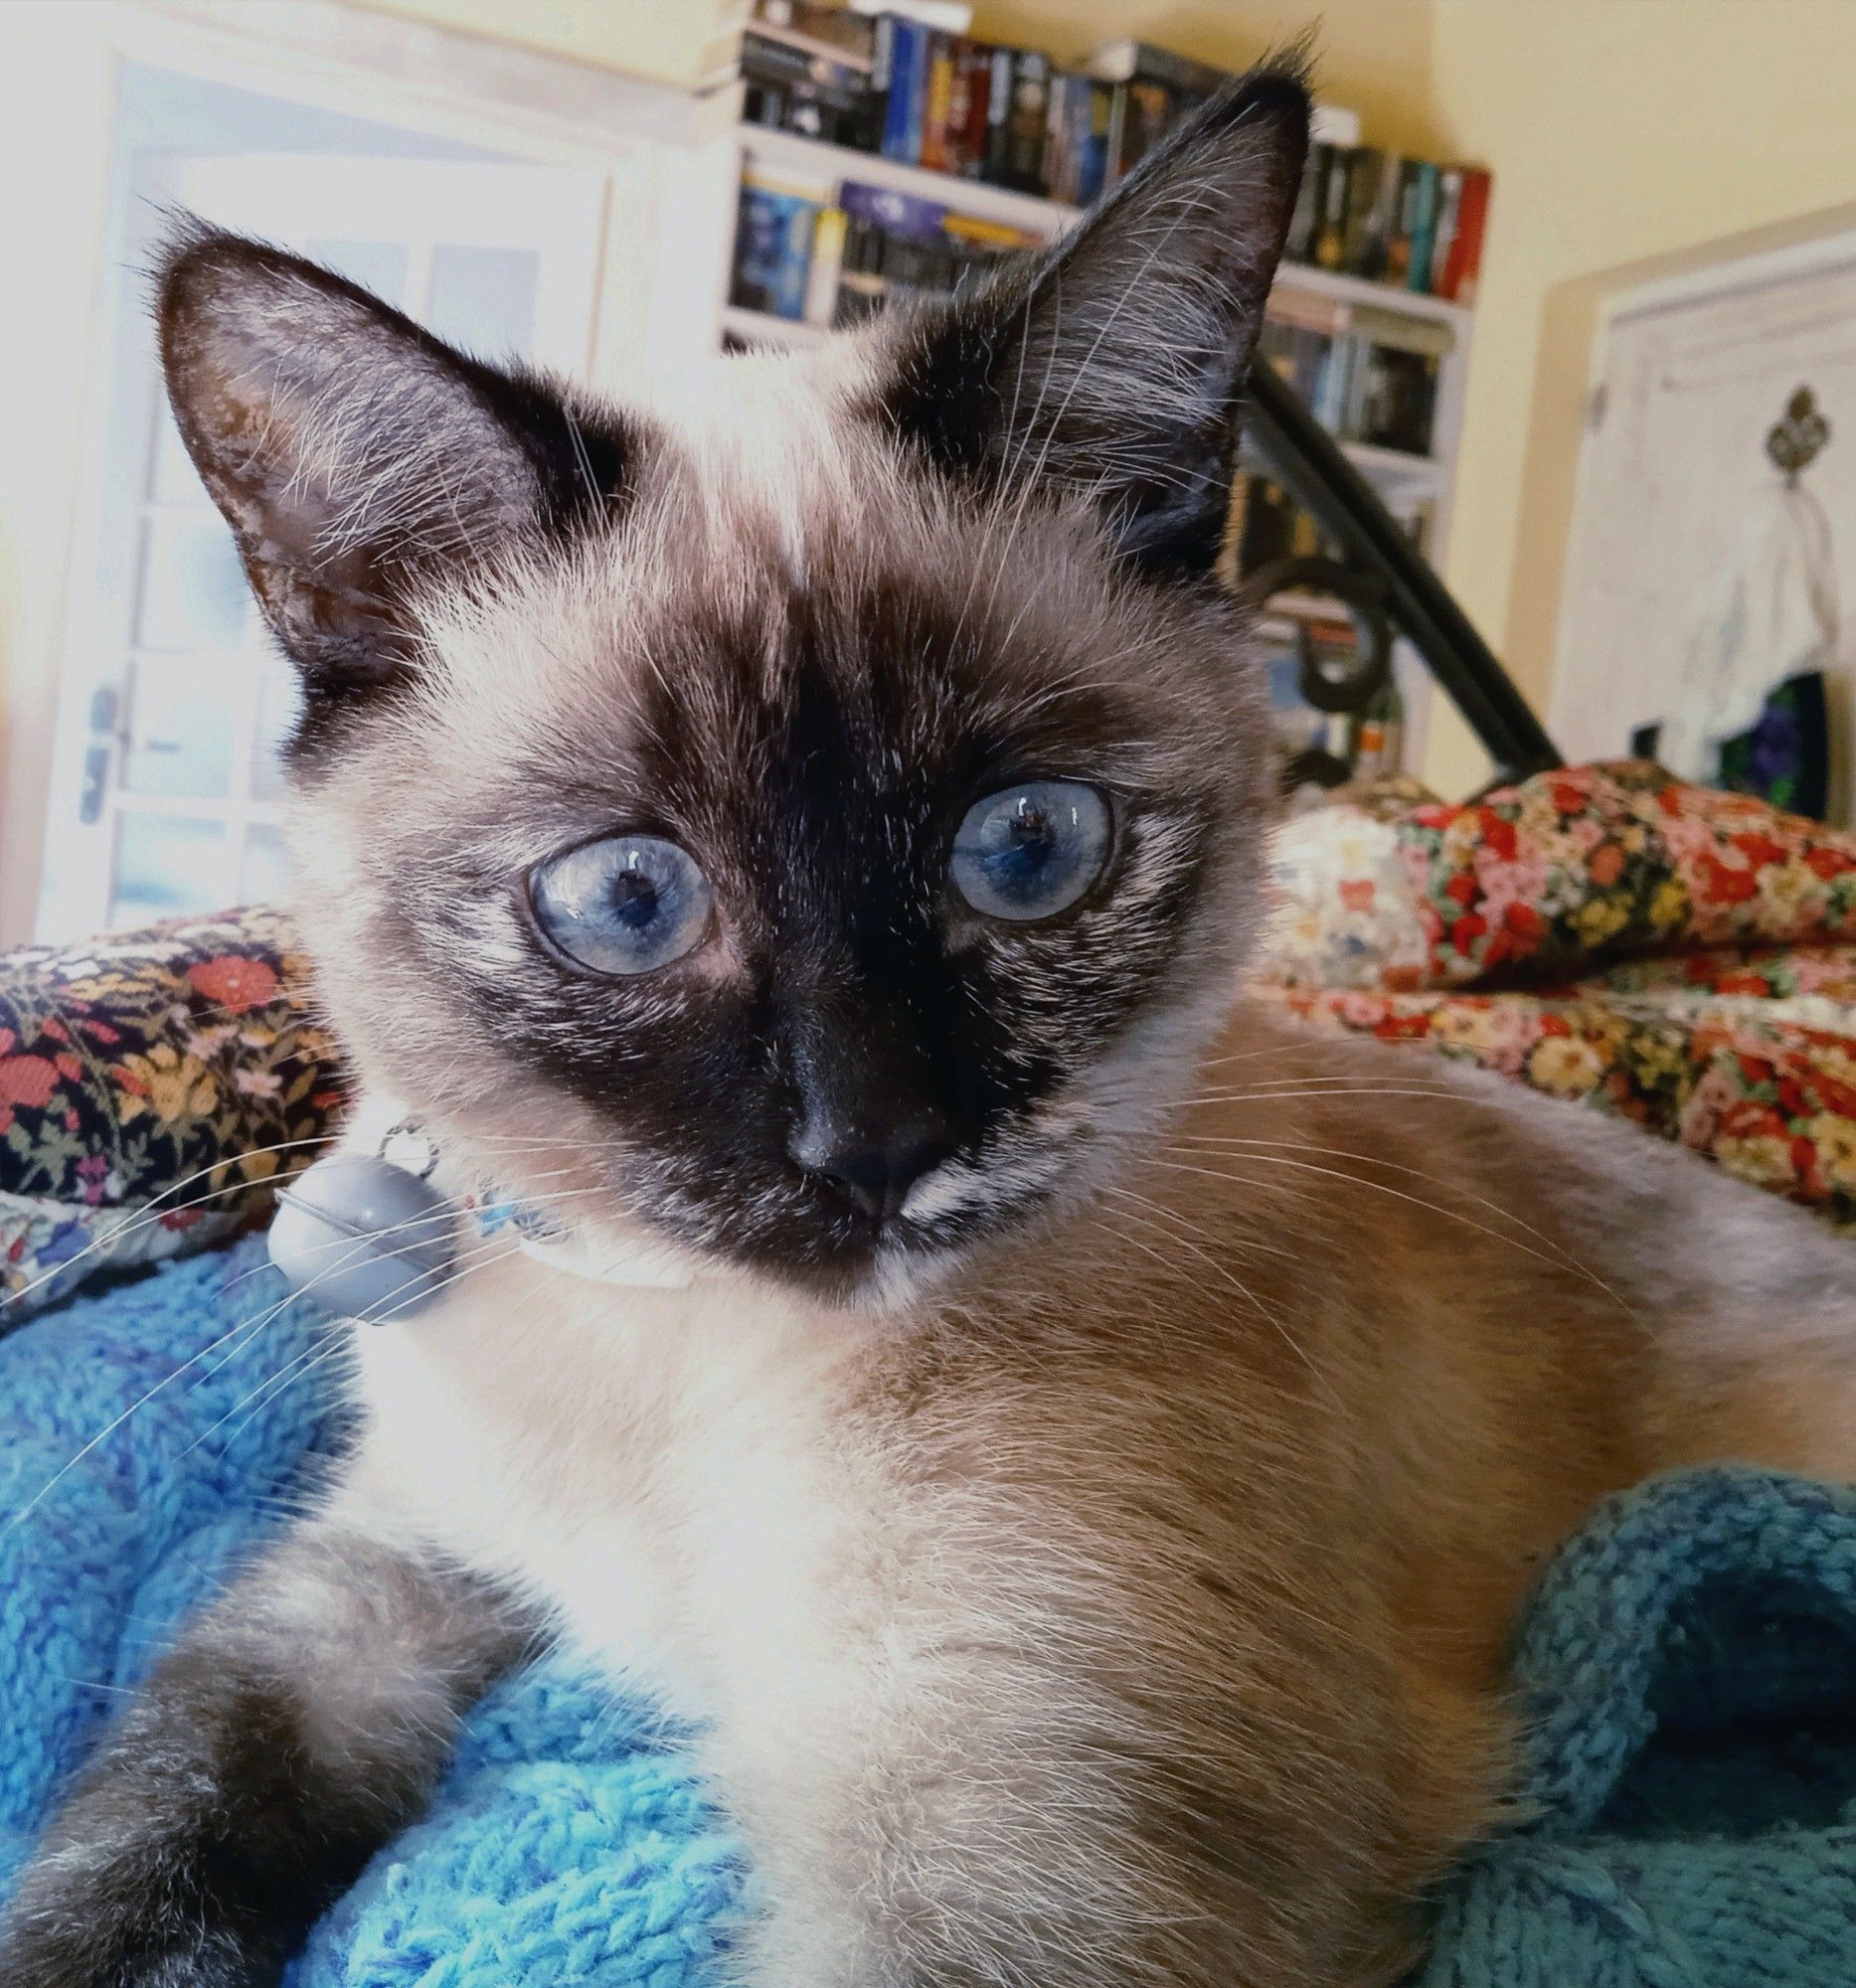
{"left": 268, "top": 1153, "right": 461, "bottom": 1324}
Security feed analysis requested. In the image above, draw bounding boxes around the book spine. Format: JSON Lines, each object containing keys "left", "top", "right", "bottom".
{"left": 881, "top": 19, "right": 915, "bottom": 160}
{"left": 1076, "top": 81, "right": 1111, "bottom": 205}
{"left": 1042, "top": 73, "right": 1071, "bottom": 205}
{"left": 1102, "top": 82, "right": 1128, "bottom": 191}
{"left": 1441, "top": 166, "right": 1490, "bottom": 302}
{"left": 1003, "top": 50, "right": 1052, "bottom": 193}
{"left": 1405, "top": 160, "right": 1438, "bottom": 292}
{"left": 904, "top": 22, "right": 928, "bottom": 163}
{"left": 731, "top": 178, "right": 818, "bottom": 322}
{"left": 859, "top": 14, "right": 893, "bottom": 153}
{"left": 1284, "top": 140, "right": 1325, "bottom": 263}
{"left": 1312, "top": 145, "right": 1350, "bottom": 270}
{"left": 1063, "top": 75, "right": 1091, "bottom": 206}
{"left": 1430, "top": 168, "right": 1463, "bottom": 299}
{"left": 1341, "top": 147, "right": 1382, "bottom": 276}
{"left": 803, "top": 205, "right": 847, "bottom": 325}
{"left": 920, "top": 31, "right": 954, "bottom": 171}
{"left": 1365, "top": 149, "right": 1402, "bottom": 281}
{"left": 941, "top": 37, "right": 971, "bottom": 175}
{"left": 983, "top": 45, "right": 1014, "bottom": 183}
{"left": 957, "top": 43, "right": 992, "bottom": 175}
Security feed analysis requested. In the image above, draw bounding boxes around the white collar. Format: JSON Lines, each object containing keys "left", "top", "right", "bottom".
{"left": 354, "top": 1098, "right": 697, "bottom": 1293}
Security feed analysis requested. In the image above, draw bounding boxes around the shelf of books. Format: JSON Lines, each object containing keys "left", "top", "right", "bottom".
{"left": 723, "top": 2, "right": 1491, "bottom": 791}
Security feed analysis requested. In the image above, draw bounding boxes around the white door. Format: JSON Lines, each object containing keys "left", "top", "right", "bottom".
{"left": 1550, "top": 229, "right": 1856, "bottom": 821}
{"left": 38, "top": 154, "right": 607, "bottom": 939}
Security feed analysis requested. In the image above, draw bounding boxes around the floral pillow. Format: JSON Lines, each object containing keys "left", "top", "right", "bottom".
{"left": 1262, "top": 760, "right": 1856, "bottom": 994}
{"left": 1257, "top": 763, "right": 1856, "bottom": 1231}
{"left": 0, "top": 908, "right": 344, "bottom": 1319}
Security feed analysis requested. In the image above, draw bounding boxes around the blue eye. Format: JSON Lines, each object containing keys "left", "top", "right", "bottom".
{"left": 530, "top": 835, "right": 713, "bottom": 975}
{"left": 949, "top": 781, "right": 1111, "bottom": 922}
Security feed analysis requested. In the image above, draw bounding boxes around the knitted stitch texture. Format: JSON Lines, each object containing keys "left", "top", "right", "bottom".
{"left": 3, "top": 1242, "right": 1853, "bottom": 1985}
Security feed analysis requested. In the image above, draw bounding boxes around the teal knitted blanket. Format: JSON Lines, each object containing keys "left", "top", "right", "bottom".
{"left": 4, "top": 1242, "right": 1855, "bottom": 1986}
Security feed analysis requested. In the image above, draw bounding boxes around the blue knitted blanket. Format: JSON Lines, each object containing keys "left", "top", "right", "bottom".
{"left": 4, "top": 1242, "right": 1855, "bottom": 1986}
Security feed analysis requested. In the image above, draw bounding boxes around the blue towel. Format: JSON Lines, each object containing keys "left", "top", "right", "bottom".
{"left": 3, "top": 1242, "right": 1855, "bottom": 1985}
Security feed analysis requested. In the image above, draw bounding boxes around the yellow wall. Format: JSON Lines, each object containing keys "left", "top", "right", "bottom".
{"left": 1420, "top": 0, "right": 1856, "bottom": 790}
{"left": 352, "top": 0, "right": 747, "bottom": 89}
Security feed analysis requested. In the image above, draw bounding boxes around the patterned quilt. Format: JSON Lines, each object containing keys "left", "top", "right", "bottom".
{"left": 2, "top": 763, "right": 1852, "bottom": 1319}
{"left": 1261, "top": 761, "right": 1856, "bottom": 1231}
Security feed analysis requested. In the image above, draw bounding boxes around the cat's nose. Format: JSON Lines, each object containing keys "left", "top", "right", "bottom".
{"left": 787, "top": 1113, "right": 959, "bottom": 1224}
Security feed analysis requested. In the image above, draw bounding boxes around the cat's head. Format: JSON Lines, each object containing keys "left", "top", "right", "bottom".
{"left": 157, "top": 69, "right": 1308, "bottom": 1303}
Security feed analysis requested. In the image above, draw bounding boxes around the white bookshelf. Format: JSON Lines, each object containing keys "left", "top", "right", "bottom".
{"left": 738, "top": 125, "right": 1075, "bottom": 235}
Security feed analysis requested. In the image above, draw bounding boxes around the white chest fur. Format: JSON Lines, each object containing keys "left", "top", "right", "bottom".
{"left": 343, "top": 1248, "right": 896, "bottom": 1726}
{"left": 335, "top": 1242, "right": 1172, "bottom": 1987}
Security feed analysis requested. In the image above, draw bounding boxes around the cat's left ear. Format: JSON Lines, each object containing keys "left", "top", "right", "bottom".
{"left": 157, "top": 226, "right": 631, "bottom": 715}
{"left": 877, "top": 62, "right": 1310, "bottom": 574}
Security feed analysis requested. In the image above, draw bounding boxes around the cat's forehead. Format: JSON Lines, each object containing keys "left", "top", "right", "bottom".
{"left": 415, "top": 348, "right": 1191, "bottom": 790}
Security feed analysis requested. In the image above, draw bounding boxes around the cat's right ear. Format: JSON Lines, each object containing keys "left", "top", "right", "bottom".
{"left": 874, "top": 62, "right": 1310, "bottom": 577}
{"left": 157, "top": 226, "right": 634, "bottom": 715}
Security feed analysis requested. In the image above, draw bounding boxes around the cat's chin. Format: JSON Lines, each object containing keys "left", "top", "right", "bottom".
{"left": 703, "top": 1228, "right": 976, "bottom": 1317}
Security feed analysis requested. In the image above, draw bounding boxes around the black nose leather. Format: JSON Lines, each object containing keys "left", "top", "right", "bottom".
{"left": 787, "top": 1117, "right": 958, "bottom": 1224}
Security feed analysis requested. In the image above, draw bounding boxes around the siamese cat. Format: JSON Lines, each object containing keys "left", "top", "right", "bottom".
{"left": 4, "top": 64, "right": 1851, "bottom": 1988}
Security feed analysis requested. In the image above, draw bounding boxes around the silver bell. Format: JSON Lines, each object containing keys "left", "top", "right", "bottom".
{"left": 267, "top": 1153, "right": 461, "bottom": 1324}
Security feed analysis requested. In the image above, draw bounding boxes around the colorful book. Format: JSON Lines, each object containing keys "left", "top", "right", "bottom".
{"left": 1431, "top": 169, "right": 1463, "bottom": 299}
{"left": 940, "top": 38, "right": 973, "bottom": 175}
{"left": 1311, "top": 145, "right": 1350, "bottom": 270}
{"left": 803, "top": 205, "right": 848, "bottom": 325}
{"left": 731, "top": 173, "right": 819, "bottom": 321}
{"left": 1438, "top": 166, "right": 1491, "bottom": 302}
{"left": 920, "top": 31, "right": 956, "bottom": 171}
{"left": 1076, "top": 80, "right": 1111, "bottom": 205}
{"left": 999, "top": 49, "right": 1052, "bottom": 191}
{"left": 956, "top": 42, "right": 992, "bottom": 174}
{"left": 866, "top": 14, "right": 896, "bottom": 153}
{"left": 1400, "top": 160, "right": 1440, "bottom": 292}
{"left": 881, "top": 18, "right": 918, "bottom": 159}
{"left": 840, "top": 177, "right": 950, "bottom": 239}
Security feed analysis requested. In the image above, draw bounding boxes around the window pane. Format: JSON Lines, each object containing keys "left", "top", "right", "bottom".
{"left": 424, "top": 245, "right": 539, "bottom": 358}
{"left": 304, "top": 238, "right": 410, "bottom": 307}
{"left": 138, "top": 515, "right": 250, "bottom": 652}
{"left": 251, "top": 668, "right": 302, "bottom": 802}
{"left": 150, "top": 404, "right": 211, "bottom": 506}
{"left": 121, "top": 659, "right": 237, "bottom": 799}
{"left": 112, "top": 814, "right": 225, "bottom": 925}
{"left": 240, "top": 823, "right": 291, "bottom": 904}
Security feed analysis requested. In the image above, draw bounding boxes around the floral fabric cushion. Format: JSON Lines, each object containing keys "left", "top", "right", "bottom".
{"left": 0, "top": 908, "right": 343, "bottom": 1317}
{"left": 1264, "top": 760, "right": 1856, "bottom": 993}
{"left": 1260, "top": 763, "right": 1856, "bottom": 1231}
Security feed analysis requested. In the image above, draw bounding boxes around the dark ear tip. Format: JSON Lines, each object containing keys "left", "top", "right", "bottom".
{"left": 1195, "top": 61, "right": 1314, "bottom": 146}
{"left": 153, "top": 219, "right": 277, "bottom": 345}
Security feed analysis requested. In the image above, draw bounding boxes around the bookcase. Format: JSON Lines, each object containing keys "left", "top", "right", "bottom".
{"left": 710, "top": 33, "right": 1481, "bottom": 781}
